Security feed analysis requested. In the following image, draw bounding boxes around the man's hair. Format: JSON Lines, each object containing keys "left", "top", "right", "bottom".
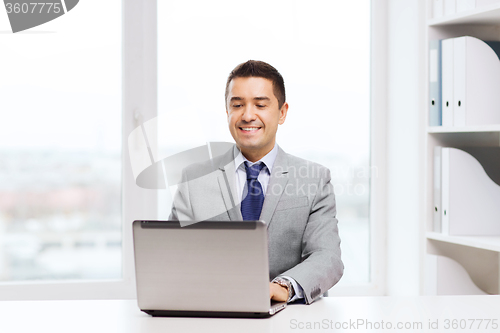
{"left": 225, "top": 60, "right": 286, "bottom": 109}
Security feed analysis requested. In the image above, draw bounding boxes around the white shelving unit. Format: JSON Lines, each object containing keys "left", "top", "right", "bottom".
{"left": 424, "top": 0, "right": 500, "bottom": 295}
{"left": 427, "top": 232, "right": 500, "bottom": 252}
{"left": 428, "top": 125, "right": 500, "bottom": 133}
{"left": 429, "top": 2, "right": 500, "bottom": 25}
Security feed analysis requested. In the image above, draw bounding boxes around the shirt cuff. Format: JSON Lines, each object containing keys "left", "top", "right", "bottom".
{"left": 281, "top": 275, "right": 304, "bottom": 303}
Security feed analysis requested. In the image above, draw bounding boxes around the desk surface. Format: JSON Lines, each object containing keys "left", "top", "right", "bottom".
{"left": 1, "top": 295, "right": 500, "bottom": 333}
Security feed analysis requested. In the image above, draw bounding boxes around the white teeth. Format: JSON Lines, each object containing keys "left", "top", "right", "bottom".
{"left": 241, "top": 127, "right": 259, "bottom": 131}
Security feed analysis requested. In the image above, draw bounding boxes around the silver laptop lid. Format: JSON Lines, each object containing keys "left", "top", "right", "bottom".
{"left": 133, "top": 220, "right": 271, "bottom": 313}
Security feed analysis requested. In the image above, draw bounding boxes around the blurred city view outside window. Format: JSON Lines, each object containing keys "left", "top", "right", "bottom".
{"left": 0, "top": 1, "right": 122, "bottom": 281}
{"left": 157, "top": 0, "right": 371, "bottom": 285}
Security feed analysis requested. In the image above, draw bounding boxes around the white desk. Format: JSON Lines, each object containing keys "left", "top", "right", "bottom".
{"left": 1, "top": 296, "right": 500, "bottom": 333}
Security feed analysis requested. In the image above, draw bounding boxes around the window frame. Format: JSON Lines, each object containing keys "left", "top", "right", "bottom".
{"left": 0, "top": 0, "right": 387, "bottom": 299}
{"left": 329, "top": 0, "right": 388, "bottom": 296}
{"left": 0, "top": 0, "right": 156, "bottom": 300}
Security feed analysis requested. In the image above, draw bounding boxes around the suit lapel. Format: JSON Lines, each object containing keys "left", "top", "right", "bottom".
{"left": 260, "top": 147, "right": 289, "bottom": 228}
{"left": 217, "top": 145, "right": 243, "bottom": 221}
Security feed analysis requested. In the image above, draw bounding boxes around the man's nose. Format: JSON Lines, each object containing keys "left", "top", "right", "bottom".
{"left": 241, "top": 106, "right": 257, "bottom": 122}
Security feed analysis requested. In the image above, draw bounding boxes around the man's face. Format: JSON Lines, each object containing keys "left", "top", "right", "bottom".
{"left": 226, "top": 77, "right": 288, "bottom": 161}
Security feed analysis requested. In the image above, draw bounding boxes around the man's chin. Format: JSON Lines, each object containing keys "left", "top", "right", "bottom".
{"left": 236, "top": 142, "right": 272, "bottom": 154}
{"left": 236, "top": 143, "right": 260, "bottom": 152}
{"left": 234, "top": 137, "right": 261, "bottom": 148}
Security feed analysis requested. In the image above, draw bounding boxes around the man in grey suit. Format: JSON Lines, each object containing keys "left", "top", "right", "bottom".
{"left": 169, "top": 60, "right": 343, "bottom": 304}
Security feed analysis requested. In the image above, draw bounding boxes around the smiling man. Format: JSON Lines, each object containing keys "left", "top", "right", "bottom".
{"left": 170, "top": 60, "right": 343, "bottom": 304}
{"left": 226, "top": 75, "right": 286, "bottom": 162}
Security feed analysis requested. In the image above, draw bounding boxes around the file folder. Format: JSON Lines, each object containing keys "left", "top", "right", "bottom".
{"left": 476, "top": 0, "right": 500, "bottom": 9}
{"left": 429, "top": 40, "right": 442, "bottom": 126}
{"left": 453, "top": 37, "right": 466, "bottom": 127}
{"left": 441, "top": 147, "right": 500, "bottom": 236}
{"left": 441, "top": 39, "right": 454, "bottom": 126}
{"left": 456, "top": 0, "right": 500, "bottom": 12}
{"left": 456, "top": 0, "right": 476, "bottom": 12}
{"left": 433, "top": 146, "right": 442, "bottom": 232}
{"left": 441, "top": 148, "right": 450, "bottom": 234}
{"left": 433, "top": 0, "right": 444, "bottom": 18}
{"left": 427, "top": 254, "right": 487, "bottom": 295}
{"left": 452, "top": 36, "right": 500, "bottom": 126}
{"left": 444, "top": 0, "right": 457, "bottom": 15}
{"left": 461, "top": 147, "right": 500, "bottom": 186}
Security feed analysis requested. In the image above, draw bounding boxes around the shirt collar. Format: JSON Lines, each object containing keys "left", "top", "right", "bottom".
{"left": 234, "top": 143, "right": 279, "bottom": 174}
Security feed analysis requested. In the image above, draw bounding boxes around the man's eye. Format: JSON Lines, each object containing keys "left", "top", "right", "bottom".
{"left": 257, "top": 105, "right": 266, "bottom": 108}
{"left": 233, "top": 104, "right": 242, "bottom": 108}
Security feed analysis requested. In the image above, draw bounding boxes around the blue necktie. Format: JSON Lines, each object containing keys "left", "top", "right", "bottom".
{"left": 241, "top": 162, "right": 265, "bottom": 221}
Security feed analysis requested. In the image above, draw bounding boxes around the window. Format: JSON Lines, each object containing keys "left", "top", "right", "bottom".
{"left": 0, "top": 1, "right": 122, "bottom": 282}
{"left": 157, "top": 0, "right": 371, "bottom": 286}
{"left": 1, "top": 0, "right": 379, "bottom": 299}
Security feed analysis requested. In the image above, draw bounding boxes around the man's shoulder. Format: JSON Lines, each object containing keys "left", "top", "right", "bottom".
{"left": 282, "top": 151, "right": 330, "bottom": 179}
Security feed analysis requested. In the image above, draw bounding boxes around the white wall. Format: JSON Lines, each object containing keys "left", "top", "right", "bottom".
{"left": 384, "top": 0, "right": 425, "bottom": 296}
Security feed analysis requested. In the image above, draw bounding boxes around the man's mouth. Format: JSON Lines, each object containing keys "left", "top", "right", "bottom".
{"left": 239, "top": 127, "right": 261, "bottom": 132}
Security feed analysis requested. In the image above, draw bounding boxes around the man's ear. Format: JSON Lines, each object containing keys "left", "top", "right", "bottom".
{"left": 278, "top": 102, "right": 289, "bottom": 125}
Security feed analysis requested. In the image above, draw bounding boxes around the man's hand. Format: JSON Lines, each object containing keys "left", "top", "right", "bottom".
{"left": 269, "top": 282, "right": 288, "bottom": 302}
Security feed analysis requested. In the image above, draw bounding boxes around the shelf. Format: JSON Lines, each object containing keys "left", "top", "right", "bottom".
{"left": 428, "top": 3, "right": 500, "bottom": 26}
{"left": 427, "top": 125, "right": 500, "bottom": 133}
{"left": 427, "top": 232, "right": 500, "bottom": 252}
{"left": 423, "top": 0, "right": 500, "bottom": 297}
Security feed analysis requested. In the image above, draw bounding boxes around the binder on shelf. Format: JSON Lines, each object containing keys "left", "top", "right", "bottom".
{"left": 456, "top": 0, "right": 476, "bottom": 12}
{"left": 433, "top": 0, "right": 444, "bottom": 18}
{"left": 433, "top": 146, "right": 442, "bottom": 232}
{"left": 461, "top": 147, "right": 500, "bottom": 185}
{"left": 426, "top": 254, "right": 487, "bottom": 295}
{"left": 441, "top": 39, "right": 454, "bottom": 126}
{"left": 444, "top": 0, "right": 457, "bottom": 15}
{"left": 476, "top": 0, "right": 500, "bottom": 9}
{"left": 440, "top": 36, "right": 500, "bottom": 127}
{"left": 440, "top": 147, "right": 500, "bottom": 236}
{"left": 434, "top": 0, "right": 500, "bottom": 18}
{"left": 429, "top": 40, "right": 442, "bottom": 126}
{"left": 441, "top": 148, "right": 450, "bottom": 234}
{"left": 453, "top": 37, "right": 466, "bottom": 126}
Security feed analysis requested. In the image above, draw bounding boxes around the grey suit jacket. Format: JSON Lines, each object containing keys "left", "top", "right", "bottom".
{"left": 169, "top": 145, "right": 343, "bottom": 304}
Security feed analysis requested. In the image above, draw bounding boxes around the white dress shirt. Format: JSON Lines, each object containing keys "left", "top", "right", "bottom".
{"left": 234, "top": 144, "right": 277, "bottom": 204}
{"left": 234, "top": 143, "right": 304, "bottom": 303}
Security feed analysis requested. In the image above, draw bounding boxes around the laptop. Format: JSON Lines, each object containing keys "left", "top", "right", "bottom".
{"left": 132, "top": 220, "right": 287, "bottom": 318}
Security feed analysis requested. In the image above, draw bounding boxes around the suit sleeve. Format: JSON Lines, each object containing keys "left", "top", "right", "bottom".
{"left": 168, "top": 168, "right": 195, "bottom": 222}
{"left": 277, "top": 167, "right": 343, "bottom": 304}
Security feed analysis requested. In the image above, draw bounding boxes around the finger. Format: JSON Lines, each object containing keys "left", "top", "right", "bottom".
{"left": 270, "top": 283, "right": 288, "bottom": 302}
